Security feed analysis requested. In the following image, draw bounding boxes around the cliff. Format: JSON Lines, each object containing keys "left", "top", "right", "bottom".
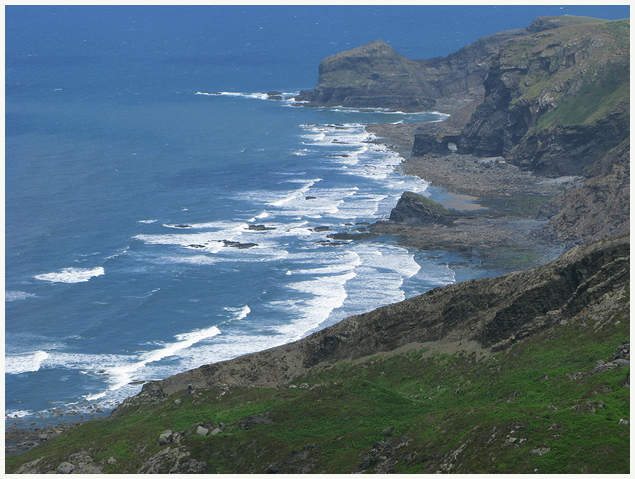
{"left": 457, "top": 17, "right": 630, "bottom": 175}
{"left": 296, "top": 28, "right": 526, "bottom": 111}
{"left": 6, "top": 16, "right": 630, "bottom": 475}
{"left": 119, "top": 235, "right": 629, "bottom": 395}
{"left": 407, "top": 16, "right": 629, "bottom": 245}
{"left": 7, "top": 235, "right": 629, "bottom": 473}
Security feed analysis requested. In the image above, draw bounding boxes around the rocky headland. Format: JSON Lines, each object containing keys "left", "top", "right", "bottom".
{"left": 6, "top": 15, "right": 629, "bottom": 474}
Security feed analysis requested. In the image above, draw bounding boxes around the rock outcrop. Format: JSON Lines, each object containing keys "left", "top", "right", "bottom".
{"left": 537, "top": 139, "right": 630, "bottom": 243}
{"left": 389, "top": 191, "right": 456, "bottom": 226}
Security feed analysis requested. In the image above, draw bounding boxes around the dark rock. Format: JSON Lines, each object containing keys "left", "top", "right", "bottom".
{"left": 312, "top": 226, "right": 330, "bottom": 232}
{"left": 610, "top": 340, "right": 630, "bottom": 361}
{"left": 223, "top": 240, "right": 258, "bottom": 249}
{"left": 327, "top": 231, "right": 378, "bottom": 241}
{"left": 236, "top": 415, "right": 274, "bottom": 430}
{"left": 389, "top": 191, "right": 456, "bottom": 226}
{"left": 305, "top": 196, "right": 317, "bottom": 200}
{"left": 248, "top": 224, "right": 276, "bottom": 231}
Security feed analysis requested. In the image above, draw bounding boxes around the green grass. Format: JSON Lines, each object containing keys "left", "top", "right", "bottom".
{"left": 7, "top": 296, "right": 628, "bottom": 473}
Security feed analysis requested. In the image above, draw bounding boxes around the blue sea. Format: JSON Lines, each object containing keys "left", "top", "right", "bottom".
{"left": 6, "top": 5, "right": 630, "bottom": 426}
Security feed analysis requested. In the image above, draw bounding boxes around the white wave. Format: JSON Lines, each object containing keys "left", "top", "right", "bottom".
{"left": 288, "top": 250, "right": 362, "bottom": 276}
{"left": 275, "top": 271, "right": 356, "bottom": 342}
{"left": 135, "top": 220, "right": 249, "bottom": 248}
{"left": 34, "top": 267, "right": 104, "bottom": 283}
{"left": 248, "top": 211, "right": 270, "bottom": 222}
{"left": 5, "top": 291, "right": 37, "bottom": 302}
{"left": 268, "top": 178, "right": 322, "bottom": 207}
{"left": 300, "top": 123, "right": 373, "bottom": 148}
{"left": 86, "top": 324, "right": 222, "bottom": 400}
{"left": 105, "top": 246, "right": 130, "bottom": 261}
{"left": 196, "top": 91, "right": 290, "bottom": 101}
{"left": 138, "top": 219, "right": 157, "bottom": 224}
{"left": 5, "top": 410, "right": 32, "bottom": 419}
{"left": 5, "top": 350, "right": 49, "bottom": 374}
{"left": 292, "top": 149, "right": 312, "bottom": 156}
{"left": 221, "top": 305, "right": 251, "bottom": 323}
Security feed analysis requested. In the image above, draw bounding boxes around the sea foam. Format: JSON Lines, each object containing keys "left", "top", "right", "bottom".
{"left": 34, "top": 267, "right": 105, "bottom": 283}
{"left": 5, "top": 350, "right": 49, "bottom": 375}
{"left": 5, "top": 291, "right": 37, "bottom": 302}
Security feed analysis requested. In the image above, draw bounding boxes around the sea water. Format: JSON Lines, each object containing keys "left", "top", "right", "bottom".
{"left": 6, "top": 5, "right": 629, "bottom": 426}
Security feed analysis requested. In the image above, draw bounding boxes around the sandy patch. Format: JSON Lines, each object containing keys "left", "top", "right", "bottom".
{"left": 440, "top": 192, "right": 488, "bottom": 211}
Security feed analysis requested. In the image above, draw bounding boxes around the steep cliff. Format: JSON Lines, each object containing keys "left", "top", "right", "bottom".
{"left": 297, "top": 27, "right": 526, "bottom": 112}
{"left": 537, "top": 139, "right": 630, "bottom": 243}
{"left": 296, "top": 40, "right": 438, "bottom": 112}
{"left": 457, "top": 17, "right": 630, "bottom": 176}
{"left": 409, "top": 16, "right": 629, "bottom": 246}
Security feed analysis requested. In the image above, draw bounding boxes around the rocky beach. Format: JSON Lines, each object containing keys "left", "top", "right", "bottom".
{"left": 366, "top": 120, "right": 572, "bottom": 267}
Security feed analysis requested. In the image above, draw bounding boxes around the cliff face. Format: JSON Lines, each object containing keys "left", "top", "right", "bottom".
{"left": 296, "top": 40, "right": 438, "bottom": 112}
{"left": 537, "top": 139, "right": 630, "bottom": 243}
{"left": 457, "top": 18, "right": 630, "bottom": 176}
{"left": 297, "top": 28, "right": 526, "bottom": 112}
{"left": 409, "top": 16, "right": 629, "bottom": 245}
{"left": 129, "top": 234, "right": 628, "bottom": 397}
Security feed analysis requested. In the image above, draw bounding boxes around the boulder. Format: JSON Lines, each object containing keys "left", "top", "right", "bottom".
{"left": 389, "top": 191, "right": 456, "bottom": 226}
{"left": 236, "top": 415, "right": 274, "bottom": 430}
{"left": 56, "top": 462, "right": 76, "bottom": 474}
{"left": 531, "top": 447, "right": 550, "bottom": 457}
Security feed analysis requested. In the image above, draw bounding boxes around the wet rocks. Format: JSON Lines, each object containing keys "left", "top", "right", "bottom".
{"left": 248, "top": 224, "right": 276, "bottom": 231}
{"left": 222, "top": 240, "right": 258, "bottom": 249}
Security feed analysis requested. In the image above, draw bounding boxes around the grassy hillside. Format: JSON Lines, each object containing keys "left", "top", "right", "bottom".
{"left": 513, "top": 18, "right": 629, "bottom": 133}
{"left": 7, "top": 279, "right": 629, "bottom": 473}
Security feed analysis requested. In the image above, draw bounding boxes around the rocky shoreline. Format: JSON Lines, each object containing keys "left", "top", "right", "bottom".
{"left": 365, "top": 118, "right": 572, "bottom": 269}
{"left": 3, "top": 109, "right": 573, "bottom": 458}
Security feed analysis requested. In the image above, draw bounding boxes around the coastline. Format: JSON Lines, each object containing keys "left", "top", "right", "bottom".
{"left": 366, "top": 119, "right": 571, "bottom": 270}
{"left": 4, "top": 115, "right": 567, "bottom": 457}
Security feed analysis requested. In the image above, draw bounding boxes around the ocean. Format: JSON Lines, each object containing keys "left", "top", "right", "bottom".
{"left": 5, "top": 5, "right": 630, "bottom": 427}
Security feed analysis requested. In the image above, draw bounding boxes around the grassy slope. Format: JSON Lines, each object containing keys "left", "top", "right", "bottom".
{"left": 515, "top": 19, "right": 630, "bottom": 133}
{"left": 6, "top": 284, "right": 629, "bottom": 474}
